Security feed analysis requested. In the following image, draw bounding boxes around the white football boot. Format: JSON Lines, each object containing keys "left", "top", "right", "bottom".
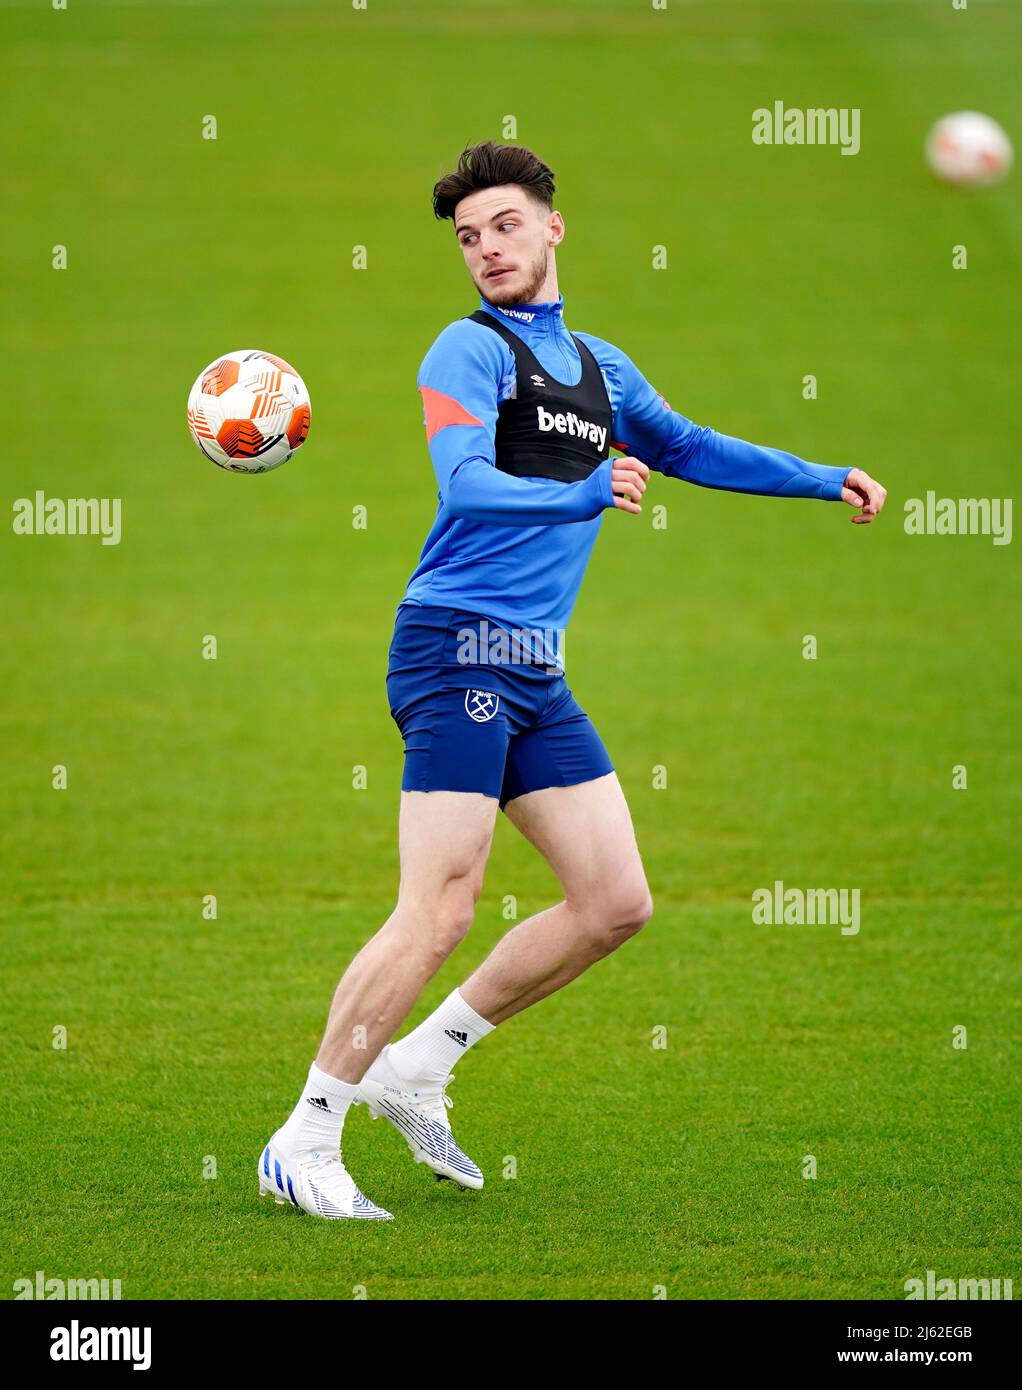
{"left": 355, "top": 1046, "right": 484, "bottom": 1190}
{"left": 257, "top": 1135, "right": 393, "bottom": 1220}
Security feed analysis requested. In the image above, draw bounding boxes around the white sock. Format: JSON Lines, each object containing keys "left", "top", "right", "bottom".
{"left": 275, "top": 1061, "right": 359, "bottom": 1154}
{"left": 386, "top": 988, "right": 495, "bottom": 1086}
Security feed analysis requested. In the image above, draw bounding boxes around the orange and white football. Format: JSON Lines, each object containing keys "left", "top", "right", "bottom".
{"left": 187, "top": 349, "right": 311, "bottom": 473}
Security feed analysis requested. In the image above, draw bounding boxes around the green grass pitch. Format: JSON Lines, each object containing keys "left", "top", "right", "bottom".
{"left": 3, "top": 1, "right": 1020, "bottom": 1300}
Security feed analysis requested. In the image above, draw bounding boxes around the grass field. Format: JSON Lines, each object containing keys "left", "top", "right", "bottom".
{"left": 3, "top": 0, "right": 1020, "bottom": 1300}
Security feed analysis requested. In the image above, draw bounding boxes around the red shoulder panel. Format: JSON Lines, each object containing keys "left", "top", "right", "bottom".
{"left": 419, "top": 385, "right": 483, "bottom": 443}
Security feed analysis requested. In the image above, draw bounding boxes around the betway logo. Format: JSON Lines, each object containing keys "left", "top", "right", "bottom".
{"left": 499, "top": 307, "right": 536, "bottom": 323}
{"left": 537, "top": 405, "right": 606, "bottom": 452}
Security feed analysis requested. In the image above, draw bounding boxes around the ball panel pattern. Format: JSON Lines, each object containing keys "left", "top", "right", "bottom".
{"left": 217, "top": 419, "right": 265, "bottom": 458}
{"left": 287, "top": 404, "right": 311, "bottom": 449}
{"left": 200, "top": 357, "right": 240, "bottom": 396}
{"left": 260, "top": 352, "right": 299, "bottom": 377}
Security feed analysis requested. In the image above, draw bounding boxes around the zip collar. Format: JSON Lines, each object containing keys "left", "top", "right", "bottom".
{"left": 478, "top": 291, "right": 565, "bottom": 335}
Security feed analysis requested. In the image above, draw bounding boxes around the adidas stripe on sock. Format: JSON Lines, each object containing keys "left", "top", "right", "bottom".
{"left": 387, "top": 988, "right": 495, "bottom": 1085}
{"left": 276, "top": 1061, "right": 359, "bottom": 1154}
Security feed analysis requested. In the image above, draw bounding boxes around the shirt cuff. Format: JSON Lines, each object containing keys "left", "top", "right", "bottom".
{"left": 596, "top": 457, "right": 616, "bottom": 509}
{"left": 805, "top": 462, "right": 851, "bottom": 501}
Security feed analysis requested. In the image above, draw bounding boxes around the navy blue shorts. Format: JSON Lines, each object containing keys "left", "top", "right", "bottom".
{"left": 386, "top": 604, "right": 614, "bottom": 810}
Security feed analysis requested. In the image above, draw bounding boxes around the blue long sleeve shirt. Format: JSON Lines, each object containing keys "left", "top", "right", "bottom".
{"left": 402, "top": 292, "right": 849, "bottom": 666}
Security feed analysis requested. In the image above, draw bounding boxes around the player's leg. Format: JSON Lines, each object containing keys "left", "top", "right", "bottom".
{"left": 348, "top": 789, "right": 502, "bottom": 1191}
{"left": 259, "top": 787, "right": 497, "bottom": 1217}
{"left": 367, "top": 691, "right": 651, "bottom": 1171}
{"left": 460, "top": 770, "right": 653, "bottom": 1022}
{"left": 317, "top": 788, "right": 497, "bottom": 1079}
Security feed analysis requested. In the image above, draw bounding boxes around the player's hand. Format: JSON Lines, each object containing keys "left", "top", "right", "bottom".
{"left": 841, "top": 468, "right": 887, "bottom": 524}
{"left": 611, "top": 456, "right": 649, "bottom": 513}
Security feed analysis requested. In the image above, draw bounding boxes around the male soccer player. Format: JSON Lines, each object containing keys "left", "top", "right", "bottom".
{"left": 259, "top": 141, "right": 886, "bottom": 1220}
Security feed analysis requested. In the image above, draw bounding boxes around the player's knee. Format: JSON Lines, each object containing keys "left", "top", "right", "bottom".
{"left": 610, "top": 884, "right": 654, "bottom": 939}
{"left": 620, "top": 884, "right": 659, "bottom": 928}
{"left": 429, "top": 878, "right": 479, "bottom": 953}
{"left": 580, "top": 881, "right": 653, "bottom": 953}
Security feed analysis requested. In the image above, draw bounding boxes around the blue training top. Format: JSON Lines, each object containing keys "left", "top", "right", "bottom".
{"left": 402, "top": 292, "right": 849, "bottom": 669}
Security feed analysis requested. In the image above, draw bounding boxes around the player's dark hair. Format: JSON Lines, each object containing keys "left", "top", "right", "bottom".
{"left": 431, "top": 141, "right": 556, "bottom": 222}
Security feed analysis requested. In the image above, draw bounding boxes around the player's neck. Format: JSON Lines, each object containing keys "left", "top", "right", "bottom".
{"left": 481, "top": 284, "right": 564, "bottom": 316}
{"left": 529, "top": 270, "right": 560, "bottom": 305}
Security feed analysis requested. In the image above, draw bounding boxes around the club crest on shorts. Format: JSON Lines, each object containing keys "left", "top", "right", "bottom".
{"left": 464, "top": 688, "right": 499, "bottom": 723}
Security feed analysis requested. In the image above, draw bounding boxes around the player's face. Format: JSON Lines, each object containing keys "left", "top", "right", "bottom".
{"left": 454, "top": 186, "right": 561, "bottom": 306}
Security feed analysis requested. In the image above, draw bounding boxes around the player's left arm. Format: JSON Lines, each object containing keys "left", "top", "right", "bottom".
{"left": 594, "top": 341, "right": 887, "bottom": 524}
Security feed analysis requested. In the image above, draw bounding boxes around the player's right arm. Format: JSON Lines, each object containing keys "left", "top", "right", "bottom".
{"left": 581, "top": 336, "right": 886, "bottom": 524}
{"left": 417, "top": 321, "right": 646, "bottom": 524}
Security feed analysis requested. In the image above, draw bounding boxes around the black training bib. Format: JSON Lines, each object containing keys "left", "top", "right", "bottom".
{"left": 467, "top": 310, "right": 613, "bottom": 484}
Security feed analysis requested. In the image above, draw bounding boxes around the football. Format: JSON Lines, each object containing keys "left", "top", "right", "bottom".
{"left": 925, "top": 111, "right": 1013, "bottom": 187}
{"left": 187, "top": 349, "right": 311, "bottom": 473}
